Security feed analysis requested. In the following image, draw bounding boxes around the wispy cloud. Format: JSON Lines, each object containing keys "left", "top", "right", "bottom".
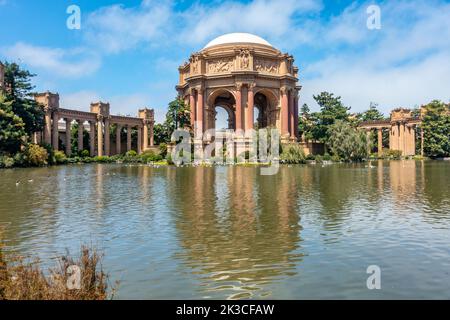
{"left": 1, "top": 43, "right": 101, "bottom": 78}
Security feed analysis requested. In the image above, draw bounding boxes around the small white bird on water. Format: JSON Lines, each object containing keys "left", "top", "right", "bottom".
{"left": 15, "top": 180, "right": 20, "bottom": 186}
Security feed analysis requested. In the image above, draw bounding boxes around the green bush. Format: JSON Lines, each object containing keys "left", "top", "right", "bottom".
{"left": 280, "top": 144, "right": 306, "bottom": 164}
{"left": 80, "top": 150, "right": 90, "bottom": 158}
{"left": 93, "top": 156, "right": 112, "bottom": 163}
{"left": 13, "top": 152, "right": 25, "bottom": 167}
{"left": 331, "top": 154, "right": 341, "bottom": 162}
{"left": 126, "top": 150, "right": 137, "bottom": 157}
{"left": 54, "top": 151, "right": 68, "bottom": 164}
{"left": 140, "top": 151, "right": 163, "bottom": 163}
{"left": 159, "top": 143, "right": 168, "bottom": 158}
{"left": 40, "top": 143, "right": 55, "bottom": 165}
{"left": 166, "top": 153, "right": 174, "bottom": 165}
{"left": 0, "top": 155, "right": 15, "bottom": 168}
{"left": 383, "top": 149, "right": 402, "bottom": 160}
{"left": 315, "top": 155, "right": 323, "bottom": 163}
{"left": 323, "top": 153, "right": 332, "bottom": 161}
{"left": 24, "top": 144, "right": 48, "bottom": 167}
{"left": 306, "top": 154, "right": 316, "bottom": 161}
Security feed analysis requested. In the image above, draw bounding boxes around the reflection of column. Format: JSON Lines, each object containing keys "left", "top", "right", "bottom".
{"left": 137, "top": 126, "right": 142, "bottom": 154}
{"left": 97, "top": 118, "right": 103, "bottom": 157}
{"left": 410, "top": 126, "right": 416, "bottom": 156}
{"left": 281, "top": 87, "right": 289, "bottom": 137}
{"left": 104, "top": 118, "right": 110, "bottom": 156}
{"left": 116, "top": 125, "right": 122, "bottom": 155}
{"left": 143, "top": 122, "right": 149, "bottom": 150}
{"left": 52, "top": 111, "right": 59, "bottom": 150}
{"left": 235, "top": 84, "right": 242, "bottom": 131}
{"left": 246, "top": 84, "right": 254, "bottom": 131}
{"left": 78, "top": 120, "right": 84, "bottom": 152}
{"left": 289, "top": 90, "right": 295, "bottom": 139}
{"left": 65, "top": 118, "right": 72, "bottom": 156}
{"left": 127, "top": 125, "right": 132, "bottom": 152}
{"left": 378, "top": 128, "right": 383, "bottom": 156}
{"left": 89, "top": 121, "right": 96, "bottom": 156}
{"left": 44, "top": 110, "right": 52, "bottom": 145}
{"left": 150, "top": 121, "right": 154, "bottom": 147}
{"left": 421, "top": 127, "right": 424, "bottom": 157}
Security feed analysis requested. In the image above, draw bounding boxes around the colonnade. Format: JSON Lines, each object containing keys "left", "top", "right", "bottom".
{"left": 188, "top": 84, "right": 299, "bottom": 141}
{"left": 35, "top": 92, "right": 155, "bottom": 156}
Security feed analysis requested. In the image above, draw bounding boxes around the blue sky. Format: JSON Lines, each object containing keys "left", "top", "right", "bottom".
{"left": 1, "top": 0, "right": 449, "bottom": 123}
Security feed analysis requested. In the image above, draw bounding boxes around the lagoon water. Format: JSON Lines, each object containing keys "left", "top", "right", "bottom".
{"left": 0, "top": 161, "right": 449, "bottom": 299}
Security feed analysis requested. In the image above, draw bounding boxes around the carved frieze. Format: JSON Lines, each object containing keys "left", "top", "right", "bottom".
{"left": 190, "top": 55, "right": 200, "bottom": 75}
{"left": 254, "top": 57, "right": 279, "bottom": 74}
{"left": 239, "top": 49, "right": 251, "bottom": 70}
{"left": 208, "top": 58, "right": 234, "bottom": 74}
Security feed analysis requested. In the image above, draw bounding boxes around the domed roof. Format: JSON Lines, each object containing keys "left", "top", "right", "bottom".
{"left": 203, "top": 33, "right": 273, "bottom": 49}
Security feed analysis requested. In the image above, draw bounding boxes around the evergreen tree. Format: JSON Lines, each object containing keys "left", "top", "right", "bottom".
{"left": 422, "top": 100, "right": 450, "bottom": 158}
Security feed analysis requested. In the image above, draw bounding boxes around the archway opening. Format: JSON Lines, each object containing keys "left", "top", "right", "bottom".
{"left": 254, "top": 92, "right": 270, "bottom": 129}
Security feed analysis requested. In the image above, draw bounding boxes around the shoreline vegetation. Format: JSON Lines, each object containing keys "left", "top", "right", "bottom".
{"left": 0, "top": 238, "right": 115, "bottom": 300}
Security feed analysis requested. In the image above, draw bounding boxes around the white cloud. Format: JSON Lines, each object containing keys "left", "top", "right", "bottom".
{"left": 1, "top": 43, "right": 101, "bottom": 78}
{"left": 84, "top": 0, "right": 173, "bottom": 53}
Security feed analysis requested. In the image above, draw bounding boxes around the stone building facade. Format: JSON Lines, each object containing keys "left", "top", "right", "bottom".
{"left": 176, "top": 33, "right": 301, "bottom": 143}
{"left": 359, "top": 108, "right": 423, "bottom": 156}
{"left": 34, "top": 92, "right": 155, "bottom": 156}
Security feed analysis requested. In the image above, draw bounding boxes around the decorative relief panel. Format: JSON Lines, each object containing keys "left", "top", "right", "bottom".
{"left": 239, "top": 49, "right": 251, "bottom": 70}
{"left": 254, "top": 57, "right": 279, "bottom": 74}
{"left": 190, "top": 55, "right": 200, "bottom": 75}
{"left": 208, "top": 58, "right": 234, "bottom": 74}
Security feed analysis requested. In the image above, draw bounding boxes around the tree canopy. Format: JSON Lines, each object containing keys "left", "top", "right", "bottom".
{"left": 422, "top": 100, "right": 450, "bottom": 158}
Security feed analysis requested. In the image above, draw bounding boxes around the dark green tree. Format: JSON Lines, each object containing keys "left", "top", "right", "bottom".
{"left": 422, "top": 100, "right": 450, "bottom": 158}
{"left": 165, "top": 97, "right": 191, "bottom": 134}
{"left": 357, "top": 103, "right": 385, "bottom": 122}
{"left": 327, "top": 120, "right": 368, "bottom": 161}
{"left": 298, "top": 103, "right": 315, "bottom": 142}
{"left": 3, "top": 62, "right": 44, "bottom": 136}
{"left": 310, "top": 92, "right": 351, "bottom": 144}
{"left": 0, "top": 94, "right": 27, "bottom": 154}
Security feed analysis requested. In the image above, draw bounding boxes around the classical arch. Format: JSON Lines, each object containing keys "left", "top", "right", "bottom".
{"left": 206, "top": 88, "right": 236, "bottom": 131}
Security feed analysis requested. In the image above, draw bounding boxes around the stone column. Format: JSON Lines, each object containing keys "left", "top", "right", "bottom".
{"left": 116, "top": 125, "right": 122, "bottom": 155}
{"left": 399, "top": 122, "right": 405, "bottom": 155}
{"left": 234, "top": 84, "right": 243, "bottom": 132}
{"left": 150, "top": 121, "right": 154, "bottom": 147}
{"left": 190, "top": 89, "right": 196, "bottom": 127}
{"left": 65, "top": 118, "right": 72, "bottom": 156}
{"left": 127, "top": 125, "right": 132, "bottom": 152}
{"left": 196, "top": 88, "right": 204, "bottom": 137}
{"left": 366, "top": 130, "right": 371, "bottom": 155}
{"left": 97, "top": 117, "right": 103, "bottom": 157}
{"left": 409, "top": 126, "right": 416, "bottom": 156}
{"left": 44, "top": 110, "right": 52, "bottom": 145}
{"left": 246, "top": 84, "right": 254, "bottom": 132}
{"left": 89, "top": 122, "right": 96, "bottom": 156}
{"left": 143, "top": 122, "right": 149, "bottom": 150}
{"left": 52, "top": 111, "right": 59, "bottom": 150}
{"left": 137, "top": 126, "right": 142, "bottom": 154}
{"left": 294, "top": 93, "right": 299, "bottom": 141}
{"left": 289, "top": 89, "right": 295, "bottom": 140}
{"left": 378, "top": 128, "right": 383, "bottom": 156}
{"left": 104, "top": 118, "right": 110, "bottom": 156}
{"left": 77, "top": 120, "right": 84, "bottom": 152}
{"left": 281, "top": 87, "right": 289, "bottom": 138}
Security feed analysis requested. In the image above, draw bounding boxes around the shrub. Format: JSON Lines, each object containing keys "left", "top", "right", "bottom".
{"left": 93, "top": 156, "right": 112, "bottom": 163}
{"left": 0, "top": 155, "right": 15, "bottom": 168}
{"left": 331, "top": 154, "right": 341, "bottom": 162}
{"left": 306, "top": 154, "right": 316, "bottom": 161}
{"left": 166, "top": 153, "right": 174, "bottom": 165}
{"left": 125, "top": 150, "right": 137, "bottom": 157}
{"left": 140, "top": 151, "right": 163, "bottom": 163}
{"left": 80, "top": 150, "right": 90, "bottom": 158}
{"left": 54, "top": 151, "right": 68, "bottom": 164}
{"left": 159, "top": 143, "right": 168, "bottom": 158}
{"left": 383, "top": 149, "right": 402, "bottom": 160}
{"left": 40, "top": 143, "right": 55, "bottom": 165}
{"left": 315, "top": 155, "right": 323, "bottom": 163}
{"left": 24, "top": 144, "right": 48, "bottom": 167}
{"left": 323, "top": 153, "right": 332, "bottom": 161}
{"left": 13, "top": 153, "right": 25, "bottom": 167}
{"left": 280, "top": 144, "right": 306, "bottom": 164}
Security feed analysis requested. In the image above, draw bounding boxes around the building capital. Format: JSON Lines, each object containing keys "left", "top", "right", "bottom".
{"left": 235, "top": 82, "right": 244, "bottom": 90}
